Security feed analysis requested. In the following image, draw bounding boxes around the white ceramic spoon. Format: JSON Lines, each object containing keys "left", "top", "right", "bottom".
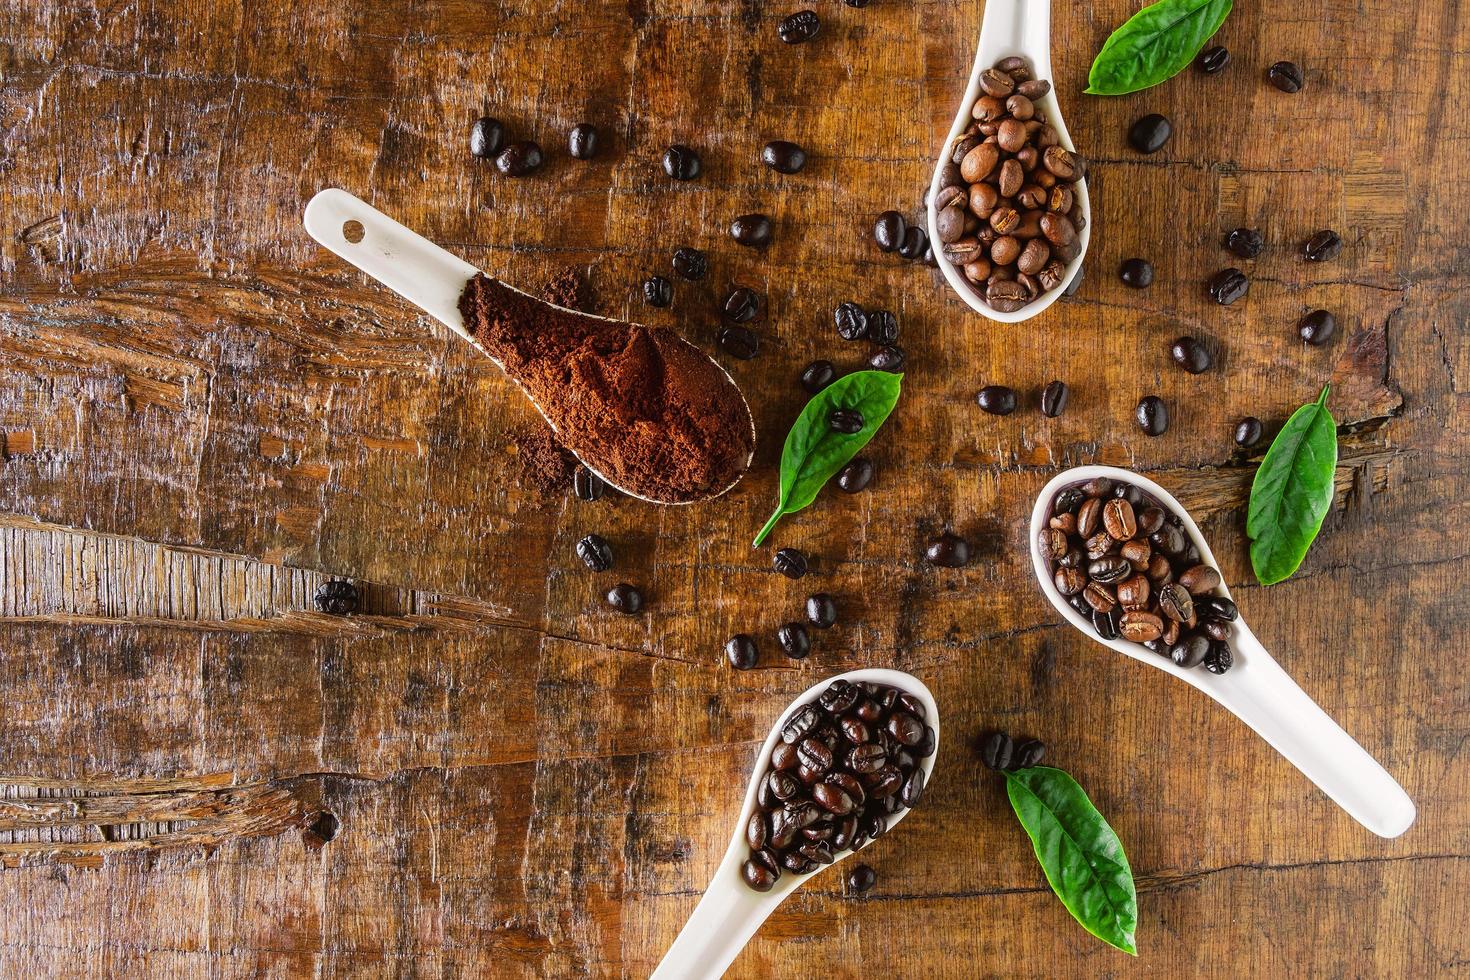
{"left": 1030, "top": 465, "right": 1415, "bottom": 838}
{"left": 652, "top": 668, "right": 940, "bottom": 979}
{"left": 302, "top": 188, "right": 756, "bottom": 504}
{"left": 927, "top": 0, "right": 1090, "bottom": 322}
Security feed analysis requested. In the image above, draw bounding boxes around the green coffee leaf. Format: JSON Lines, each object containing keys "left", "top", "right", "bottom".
{"left": 1086, "top": 0, "right": 1233, "bottom": 96}
{"left": 1247, "top": 385, "right": 1338, "bottom": 585}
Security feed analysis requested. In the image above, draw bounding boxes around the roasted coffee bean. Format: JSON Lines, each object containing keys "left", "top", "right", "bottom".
{"left": 1171, "top": 633, "right": 1210, "bottom": 668}
{"left": 1120, "top": 610, "right": 1165, "bottom": 643}
{"left": 798, "top": 737, "right": 834, "bottom": 773}
{"left": 1235, "top": 416, "right": 1264, "bottom": 448}
{"left": 847, "top": 864, "right": 877, "bottom": 893}
{"left": 568, "top": 122, "right": 599, "bottom": 160}
{"left": 1089, "top": 556, "right": 1132, "bottom": 584}
{"left": 1268, "top": 60, "right": 1304, "bottom": 93}
{"left": 1121, "top": 538, "right": 1151, "bottom": 570}
{"left": 1017, "top": 238, "right": 1051, "bottom": 275}
{"left": 980, "top": 731, "right": 1014, "bottom": 771}
{"left": 874, "top": 211, "right": 906, "bottom": 252}
{"left": 725, "top": 634, "right": 758, "bottom": 670}
{"left": 777, "top": 622, "right": 812, "bottom": 660}
{"left": 821, "top": 680, "right": 862, "bottom": 714}
{"left": 978, "top": 66, "right": 1015, "bottom": 97}
{"left": 800, "top": 359, "right": 836, "bottom": 394}
{"left": 1225, "top": 227, "right": 1265, "bottom": 259}
{"left": 1209, "top": 268, "right": 1250, "bottom": 305}
{"left": 1040, "top": 212, "right": 1077, "bottom": 248}
{"left": 496, "top": 141, "right": 544, "bottom": 176}
{"left": 742, "top": 859, "right": 778, "bottom": 891}
{"left": 1157, "top": 582, "right": 1195, "bottom": 623}
{"left": 575, "top": 534, "right": 613, "bottom": 571}
{"left": 1042, "top": 145, "right": 1078, "bottom": 180}
{"left": 1083, "top": 581, "right": 1116, "bottom": 613}
{"left": 574, "top": 465, "right": 606, "bottom": 501}
{"left": 848, "top": 742, "right": 887, "bottom": 774}
{"left": 641, "top": 275, "right": 672, "bottom": 308}
{"left": 718, "top": 325, "right": 759, "bottom": 360}
{"left": 986, "top": 279, "right": 1030, "bottom": 313}
{"left": 1013, "top": 738, "right": 1046, "bottom": 769}
{"left": 836, "top": 457, "right": 874, "bottom": 493}
{"left": 936, "top": 204, "right": 967, "bottom": 244}
{"left": 805, "top": 593, "right": 838, "bottom": 630}
{"left": 1077, "top": 497, "right": 1104, "bottom": 538}
{"left": 813, "top": 781, "right": 855, "bottom": 815}
{"left": 1298, "top": 309, "right": 1337, "bottom": 345}
{"left": 1119, "top": 257, "right": 1154, "bottom": 288}
{"left": 1084, "top": 532, "right": 1115, "bottom": 561}
{"left": 997, "top": 55, "right": 1030, "bottom": 78}
{"left": 778, "top": 9, "right": 821, "bottom": 43}
{"left": 1038, "top": 527, "right": 1069, "bottom": 561}
{"left": 1128, "top": 113, "right": 1172, "bottom": 154}
{"left": 840, "top": 716, "right": 871, "bottom": 745}
{"left": 1018, "top": 78, "right": 1051, "bottom": 99}
{"left": 671, "top": 246, "right": 707, "bottom": 281}
{"left": 829, "top": 408, "right": 865, "bottom": 434}
{"left": 867, "top": 310, "right": 900, "bottom": 344}
{"left": 898, "top": 225, "right": 928, "bottom": 260}
{"left": 1303, "top": 229, "right": 1342, "bottom": 261}
{"left": 663, "top": 144, "right": 701, "bottom": 180}
{"left": 1103, "top": 498, "right": 1137, "bottom": 540}
{"left": 606, "top": 583, "right": 644, "bottom": 614}
{"left": 925, "top": 531, "right": 971, "bottom": 567}
{"left": 1093, "top": 607, "right": 1121, "bottom": 640}
{"left": 1053, "top": 487, "right": 1085, "bottom": 514}
{"left": 1178, "top": 564, "right": 1221, "bottom": 593}
{"left": 747, "top": 810, "right": 768, "bottom": 850}
{"left": 773, "top": 547, "right": 809, "bottom": 579}
{"left": 723, "top": 286, "right": 761, "bottom": 323}
{"left": 1197, "top": 596, "right": 1238, "bottom": 622}
{"left": 771, "top": 743, "right": 800, "bottom": 774}
{"left": 1204, "top": 618, "right": 1232, "bottom": 642}
{"left": 1039, "top": 379, "right": 1069, "bottom": 418}
{"left": 1055, "top": 566, "right": 1086, "bottom": 596}
{"left": 1151, "top": 522, "right": 1186, "bottom": 557}
{"left": 1196, "top": 45, "right": 1230, "bottom": 73}
{"left": 831, "top": 303, "right": 870, "bottom": 344}
{"left": 868, "top": 345, "right": 905, "bottom": 372}
{"left": 1067, "top": 594, "right": 1091, "bottom": 618}
{"left": 977, "top": 385, "right": 1018, "bottom": 416}
{"left": 782, "top": 705, "right": 822, "bottom": 744}
{"left": 1135, "top": 507, "right": 1165, "bottom": 537}
{"left": 887, "top": 712, "right": 924, "bottom": 746}
{"left": 997, "top": 119, "right": 1027, "bottom": 154}
{"left": 1170, "top": 336, "right": 1213, "bottom": 374}
{"left": 313, "top": 579, "right": 359, "bottom": 615}
{"left": 762, "top": 139, "right": 808, "bottom": 174}
{"left": 900, "top": 767, "right": 926, "bottom": 806}
{"left": 470, "top": 117, "right": 505, "bottom": 158}
{"left": 1204, "top": 642, "right": 1234, "bottom": 674}
{"left": 731, "top": 213, "right": 773, "bottom": 248}
{"left": 990, "top": 234, "right": 1021, "bottom": 266}
{"left": 1136, "top": 395, "right": 1169, "bottom": 436}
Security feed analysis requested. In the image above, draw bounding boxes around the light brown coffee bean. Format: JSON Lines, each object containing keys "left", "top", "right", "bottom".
{"left": 986, "top": 279, "right": 1029, "bottom": 313}
{"left": 990, "top": 235, "right": 1021, "bottom": 265}
{"left": 1121, "top": 538, "right": 1151, "bottom": 569}
{"left": 998, "top": 159, "right": 1024, "bottom": 197}
{"left": 1037, "top": 528, "right": 1068, "bottom": 560}
{"left": 1050, "top": 511, "right": 1077, "bottom": 535}
{"left": 1116, "top": 574, "right": 1150, "bottom": 610}
{"left": 1040, "top": 212, "right": 1077, "bottom": 247}
{"left": 979, "top": 67, "right": 1015, "bottom": 97}
{"left": 1006, "top": 93, "right": 1035, "bottom": 120}
{"left": 936, "top": 205, "right": 966, "bottom": 244}
{"left": 990, "top": 207, "right": 1020, "bottom": 234}
{"left": 1015, "top": 145, "right": 1039, "bottom": 172}
{"left": 962, "top": 257, "right": 992, "bottom": 283}
{"left": 935, "top": 184, "right": 967, "bottom": 212}
{"left": 1048, "top": 186, "right": 1073, "bottom": 214}
{"left": 1119, "top": 610, "right": 1165, "bottom": 643}
{"left": 967, "top": 182, "right": 999, "bottom": 218}
{"left": 1035, "top": 169, "right": 1056, "bottom": 188}
{"left": 972, "top": 95, "right": 1005, "bottom": 122}
{"left": 1103, "top": 498, "right": 1137, "bottom": 540}
{"left": 1017, "top": 272, "right": 1039, "bottom": 298}
{"left": 1018, "top": 78, "right": 1051, "bottom": 99}
{"left": 997, "top": 118, "right": 1027, "bottom": 153}
{"left": 1037, "top": 260, "right": 1066, "bottom": 292}
{"left": 1085, "top": 532, "right": 1115, "bottom": 560}
{"left": 1083, "top": 581, "right": 1116, "bottom": 613}
{"left": 1016, "top": 238, "right": 1051, "bottom": 275}
{"left": 1177, "top": 564, "right": 1221, "bottom": 593}
{"left": 1042, "top": 145, "right": 1078, "bottom": 179}
{"left": 1017, "top": 184, "right": 1047, "bottom": 209}
{"left": 961, "top": 142, "right": 1000, "bottom": 183}
{"left": 1036, "top": 126, "right": 1060, "bottom": 148}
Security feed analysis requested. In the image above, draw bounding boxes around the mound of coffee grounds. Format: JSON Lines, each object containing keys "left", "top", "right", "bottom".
{"left": 459, "top": 274, "right": 754, "bottom": 503}
{"left": 510, "top": 424, "right": 576, "bottom": 495}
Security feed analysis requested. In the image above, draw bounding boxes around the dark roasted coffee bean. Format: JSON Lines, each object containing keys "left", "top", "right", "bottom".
{"left": 806, "top": 593, "right": 838, "bottom": 629}
{"left": 1151, "top": 522, "right": 1186, "bottom": 557}
{"left": 898, "top": 225, "right": 928, "bottom": 260}
{"left": 1119, "top": 257, "right": 1155, "bottom": 288}
{"left": 575, "top": 534, "right": 613, "bottom": 571}
{"left": 1178, "top": 564, "right": 1221, "bottom": 594}
{"left": 900, "top": 766, "right": 926, "bottom": 807}
{"left": 1225, "top": 227, "right": 1265, "bottom": 259}
{"left": 840, "top": 716, "right": 871, "bottom": 745}
{"left": 1053, "top": 487, "right": 1085, "bottom": 514}
{"left": 1136, "top": 395, "right": 1169, "bottom": 436}
{"left": 820, "top": 680, "right": 861, "bottom": 714}
{"left": 1170, "top": 336, "right": 1213, "bottom": 374}
{"left": 568, "top": 122, "right": 599, "bottom": 160}
{"left": 762, "top": 139, "right": 808, "bottom": 174}
{"left": 573, "top": 465, "right": 606, "bottom": 501}
{"left": 671, "top": 246, "right": 707, "bottom": 281}
{"left": 874, "top": 211, "right": 906, "bottom": 252}
{"left": 742, "top": 859, "right": 778, "bottom": 891}
{"left": 832, "top": 814, "right": 858, "bottom": 850}
{"left": 1128, "top": 113, "right": 1172, "bottom": 154}
{"left": 1040, "top": 380, "right": 1069, "bottom": 418}
{"left": 1013, "top": 738, "right": 1046, "bottom": 769}
{"left": 723, "top": 286, "right": 761, "bottom": 323}
{"left": 1157, "top": 582, "right": 1194, "bottom": 623}
{"left": 731, "top": 213, "right": 773, "bottom": 248}
{"left": 1235, "top": 416, "right": 1264, "bottom": 448}
{"left": 781, "top": 852, "right": 817, "bottom": 874}
{"left": 835, "top": 302, "right": 869, "bottom": 341}
{"left": 641, "top": 275, "right": 672, "bottom": 308}
{"left": 867, "top": 310, "right": 899, "bottom": 345}
{"left": 1204, "top": 642, "right": 1234, "bottom": 674}
{"left": 1084, "top": 531, "right": 1114, "bottom": 561}
{"left": 800, "top": 360, "right": 836, "bottom": 395}
{"left": 848, "top": 742, "right": 887, "bottom": 774}
{"left": 470, "top": 117, "right": 505, "bottom": 158}
{"left": 495, "top": 141, "right": 544, "bottom": 176}
{"left": 717, "top": 325, "right": 759, "bottom": 360}
{"left": 313, "top": 579, "right": 359, "bottom": 615}
{"left": 1209, "top": 268, "right": 1250, "bottom": 305}
{"left": 980, "top": 730, "right": 1014, "bottom": 771}
{"left": 777, "top": 622, "right": 812, "bottom": 660}
{"left": 925, "top": 531, "right": 971, "bottom": 568}
{"left": 1055, "top": 566, "right": 1087, "bottom": 596}
{"left": 747, "top": 810, "right": 768, "bottom": 850}
{"left": 1204, "top": 618, "right": 1232, "bottom": 642}
{"left": 1093, "top": 607, "right": 1120, "bottom": 640}
{"left": 1037, "top": 527, "right": 1069, "bottom": 561}
{"left": 1088, "top": 556, "right": 1132, "bottom": 584}
{"left": 798, "top": 736, "right": 834, "bottom": 773}
{"left": 813, "top": 782, "right": 855, "bottom": 815}
{"left": 1196, "top": 45, "right": 1230, "bottom": 74}
{"left": 773, "top": 547, "right": 809, "bottom": 579}
{"left": 662, "top": 144, "right": 701, "bottom": 180}
{"left": 725, "top": 634, "right": 757, "bottom": 670}
{"left": 836, "top": 457, "right": 874, "bottom": 493}
{"left": 778, "top": 9, "right": 820, "bottom": 43}
{"left": 1298, "top": 309, "right": 1337, "bottom": 345}
{"left": 977, "top": 385, "right": 1018, "bottom": 416}
{"left": 868, "top": 345, "right": 905, "bottom": 372}
{"left": 847, "top": 864, "right": 877, "bottom": 893}
{"left": 886, "top": 712, "right": 923, "bottom": 746}
{"left": 606, "top": 583, "right": 644, "bottom": 614}
{"left": 1268, "top": 60, "right": 1304, "bottom": 93}
{"left": 1171, "top": 633, "right": 1210, "bottom": 668}
{"left": 782, "top": 704, "right": 822, "bottom": 744}
{"left": 829, "top": 408, "right": 865, "bottom": 434}
{"left": 1196, "top": 595, "right": 1238, "bottom": 621}
{"left": 1303, "top": 229, "right": 1342, "bottom": 262}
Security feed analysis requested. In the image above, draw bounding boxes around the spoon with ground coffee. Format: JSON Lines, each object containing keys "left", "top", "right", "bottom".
{"left": 304, "top": 189, "right": 755, "bottom": 504}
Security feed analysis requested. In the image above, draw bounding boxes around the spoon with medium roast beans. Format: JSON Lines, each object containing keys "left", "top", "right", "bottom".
{"left": 1030, "top": 465, "right": 1415, "bottom": 839}
{"left": 652, "top": 668, "right": 940, "bottom": 979}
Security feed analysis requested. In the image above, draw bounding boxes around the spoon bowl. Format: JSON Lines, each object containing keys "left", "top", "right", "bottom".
{"left": 1030, "top": 465, "right": 1414, "bottom": 838}
{"left": 652, "top": 668, "right": 939, "bottom": 979}
{"left": 928, "top": 0, "right": 1089, "bottom": 322}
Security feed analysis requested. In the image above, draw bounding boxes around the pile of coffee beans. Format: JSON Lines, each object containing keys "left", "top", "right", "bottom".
{"left": 933, "top": 56, "right": 1085, "bottom": 313}
{"left": 1039, "top": 477, "right": 1237, "bottom": 674}
{"left": 740, "top": 679, "right": 933, "bottom": 891}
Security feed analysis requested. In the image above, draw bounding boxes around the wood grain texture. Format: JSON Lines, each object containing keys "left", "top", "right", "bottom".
{"left": 1, "top": 0, "right": 1467, "bottom": 975}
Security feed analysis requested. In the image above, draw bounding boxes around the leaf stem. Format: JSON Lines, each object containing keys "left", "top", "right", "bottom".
{"left": 752, "top": 507, "right": 783, "bottom": 548}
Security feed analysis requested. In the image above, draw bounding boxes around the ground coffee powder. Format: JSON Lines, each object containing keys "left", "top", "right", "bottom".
{"left": 459, "top": 274, "right": 754, "bottom": 503}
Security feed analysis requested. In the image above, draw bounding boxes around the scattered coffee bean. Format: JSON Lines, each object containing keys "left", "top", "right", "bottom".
{"left": 663, "top": 144, "right": 701, "bottom": 180}
{"left": 642, "top": 275, "right": 672, "bottom": 308}
{"left": 835, "top": 302, "right": 869, "bottom": 341}
{"left": 723, "top": 286, "right": 762, "bottom": 323}
{"left": 575, "top": 534, "right": 613, "bottom": 571}
{"left": 1128, "top": 113, "right": 1172, "bottom": 154}
{"left": 897, "top": 225, "right": 928, "bottom": 260}
{"left": 313, "top": 579, "right": 359, "bottom": 615}
{"left": 867, "top": 310, "right": 899, "bottom": 345}
{"left": 671, "top": 246, "right": 707, "bottom": 281}
{"left": 777, "top": 622, "right": 812, "bottom": 659}
{"left": 726, "top": 634, "right": 759, "bottom": 670}
{"left": 806, "top": 593, "right": 838, "bottom": 629}
{"left": 1119, "top": 257, "right": 1154, "bottom": 288}
{"left": 1196, "top": 45, "right": 1230, "bottom": 74}
{"left": 731, "top": 213, "right": 773, "bottom": 248}
{"left": 925, "top": 531, "right": 971, "bottom": 568}
{"left": 778, "top": 9, "right": 821, "bottom": 43}
{"left": 1235, "top": 416, "right": 1264, "bottom": 448}
{"left": 1225, "top": 227, "right": 1265, "bottom": 259}
{"left": 801, "top": 360, "right": 836, "bottom": 394}
{"left": 1303, "top": 229, "right": 1343, "bottom": 262}
{"left": 1268, "top": 60, "right": 1304, "bottom": 93}
{"left": 573, "top": 465, "right": 606, "bottom": 501}
{"left": 836, "top": 457, "right": 874, "bottom": 493}
{"left": 1170, "top": 336, "right": 1212, "bottom": 374}
{"left": 774, "top": 547, "right": 810, "bottom": 579}
{"left": 1013, "top": 738, "right": 1045, "bottom": 769}
{"left": 829, "top": 408, "right": 865, "bottom": 434}
{"left": 718, "top": 325, "right": 759, "bottom": 360}
{"left": 762, "top": 140, "right": 808, "bottom": 174}
{"left": 470, "top": 117, "right": 505, "bottom": 159}
{"left": 568, "top": 122, "right": 599, "bottom": 160}
{"left": 1298, "top": 309, "right": 1337, "bottom": 346}
{"left": 868, "top": 345, "right": 905, "bottom": 372}
{"left": 979, "top": 731, "right": 1014, "bottom": 770}
{"left": 606, "top": 583, "right": 644, "bottom": 614}
{"left": 977, "top": 385, "right": 1018, "bottom": 416}
{"left": 1208, "top": 268, "right": 1250, "bottom": 305}
{"left": 847, "top": 864, "right": 877, "bottom": 893}
{"left": 1136, "top": 395, "right": 1169, "bottom": 436}
{"left": 496, "top": 141, "right": 544, "bottom": 176}
{"left": 874, "top": 211, "right": 906, "bottom": 253}
{"left": 1040, "top": 380, "right": 1069, "bottom": 418}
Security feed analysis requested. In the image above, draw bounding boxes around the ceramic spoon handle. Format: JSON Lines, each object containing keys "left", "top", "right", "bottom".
{"left": 303, "top": 188, "right": 478, "bottom": 340}
{"left": 651, "top": 852, "right": 784, "bottom": 980}
{"left": 1206, "top": 625, "right": 1415, "bottom": 838}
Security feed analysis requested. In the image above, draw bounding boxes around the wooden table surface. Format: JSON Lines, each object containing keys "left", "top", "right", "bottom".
{"left": 2, "top": 0, "right": 1467, "bottom": 975}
